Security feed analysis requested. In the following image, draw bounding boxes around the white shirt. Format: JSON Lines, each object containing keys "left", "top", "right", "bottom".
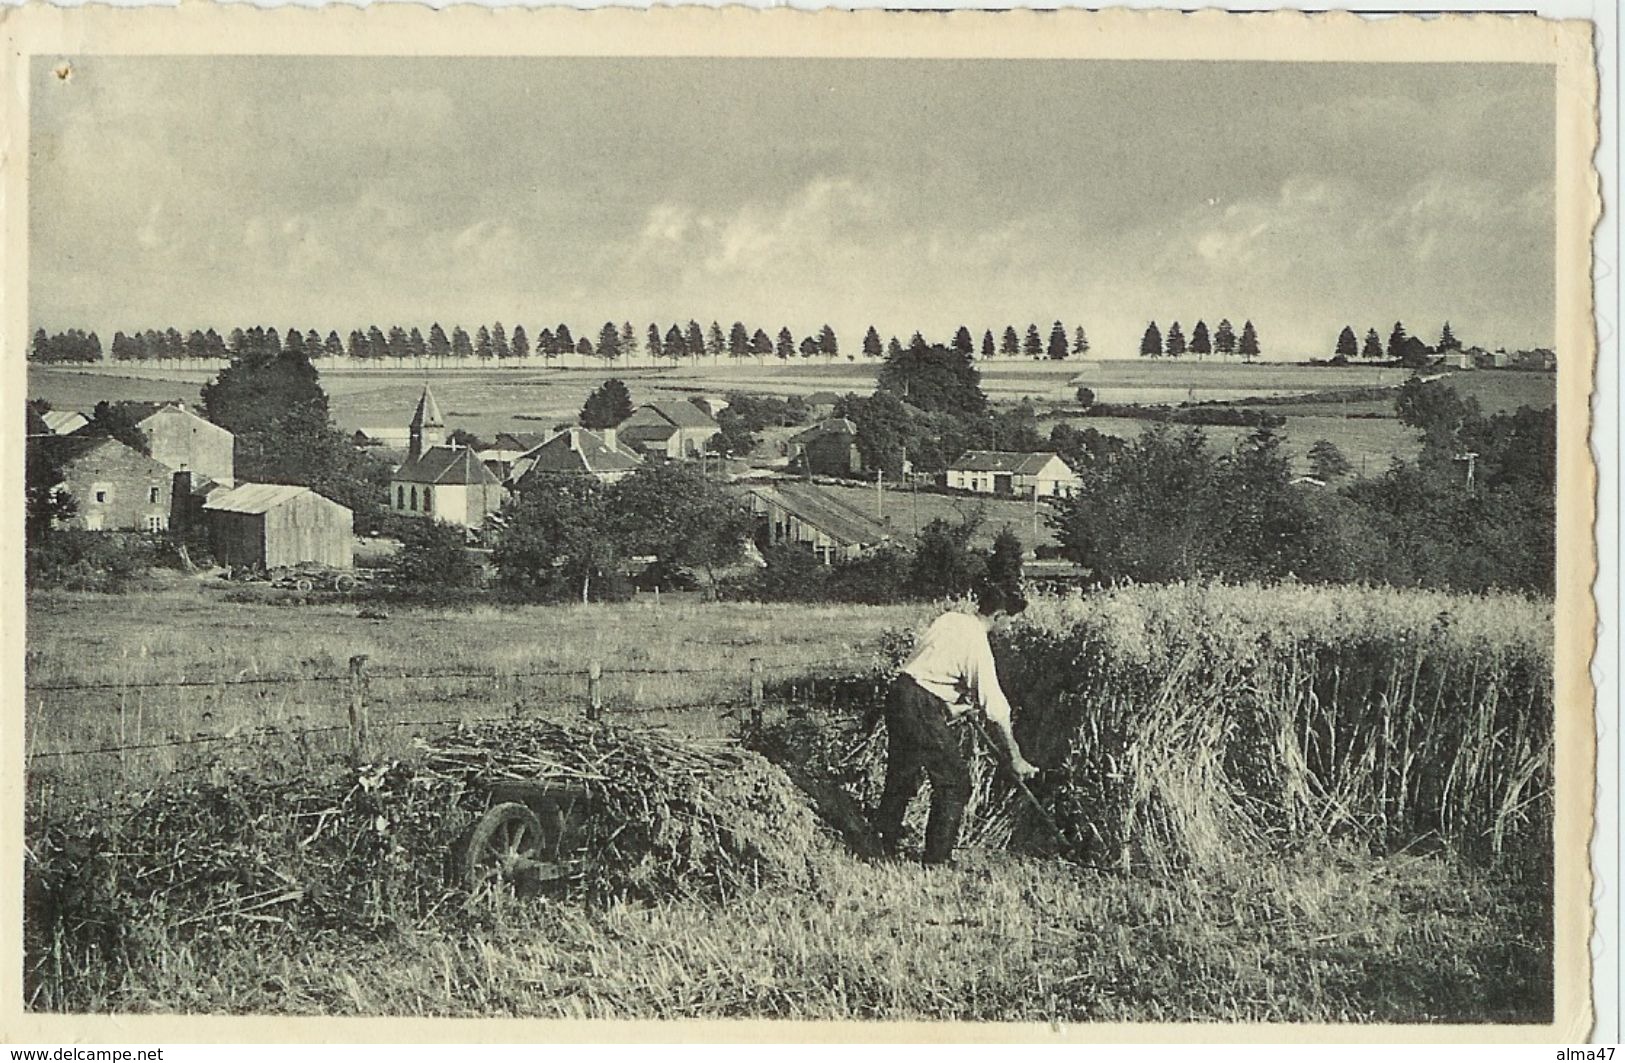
{"left": 901, "top": 611, "right": 1014, "bottom": 726}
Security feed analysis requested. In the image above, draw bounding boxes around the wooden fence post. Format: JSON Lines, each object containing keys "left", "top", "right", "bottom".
{"left": 587, "top": 660, "right": 602, "bottom": 721}
{"left": 348, "top": 654, "right": 370, "bottom": 763}
{"left": 749, "top": 658, "right": 764, "bottom": 732}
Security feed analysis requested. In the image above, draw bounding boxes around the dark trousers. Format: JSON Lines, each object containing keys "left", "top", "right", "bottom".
{"left": 875, "top": 675, "right": 972, "bottom": 864}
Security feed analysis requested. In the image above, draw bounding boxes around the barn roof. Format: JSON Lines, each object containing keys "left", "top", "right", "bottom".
{"left": 803, "top": 391, "right": 843, "bottom": 405}
{"left": 203, "top": 483, "right": 334, "bottom": 515}
{"left": 41, "top": 410, "right": 88, "bottom": 435}
{"left": 790, "top": 417, "right": 858, "bottom": 444}
{"left": 628, "top": 401, "right": 717, "bottom": 430}
{"left": 950, "top": 450, "right": 1067, "bottom": 476}
{"left": 393, "top": 445, "right": 504, "bottom": 486}
{"left": 749, "top": 481, "right": 892, "bottom": 548}
{"left": 512, "top": 428, "right": 643, "bottom": 484}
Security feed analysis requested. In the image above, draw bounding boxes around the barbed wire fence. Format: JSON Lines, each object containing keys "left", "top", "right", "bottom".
{"left": 24, "top": 652, "right": 888, "bottom": 770}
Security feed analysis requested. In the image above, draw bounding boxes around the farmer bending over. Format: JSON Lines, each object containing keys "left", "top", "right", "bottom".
{"left": 875, "top": 585, "right": 1038, "bottom": 865}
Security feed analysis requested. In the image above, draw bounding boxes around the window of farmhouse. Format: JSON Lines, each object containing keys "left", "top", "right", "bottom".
{"left": 92, "top": 483, "right": 110, "bottom": 504}
{"left": 397, "top": 485, "right": 405, "bottom": 509}
{"left": 149, "top": 485, "right": 160, "bottom": 504}
{"left": 410, "top": 486, "right": 418, "bottom": 510}
{"left": 423, "top": 486, "right": 432, "bottom": 513}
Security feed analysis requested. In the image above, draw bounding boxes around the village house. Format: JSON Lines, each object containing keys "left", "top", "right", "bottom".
{"left": 617, "top": 400, "right": 719, "bottom": 459}
{"left": 509, "top": 427, "right": 643, "bottom": 488}
{"left": 204, "top": 483, "right": 353, "bottom": 571}
{"left": 747, "top": 480, "right": 894, "bottom": 564}
{"left": 389, "top": 385, "right": 507, "bottom": 529}
{"left": 478, "top": 431, "right": 550, "bottom": 481}
{"left": 946, "top": 451, "right": 1081, "bottom": 499}
{"left": 133, "top": 402, "right": 235, "bottom": 488}
{"left": 787, "top": 418, "right": 863, "bottom": 478}
{"left": 802, "top": 391, "right": 842, "bottom": 417}
{"left": 36, "top": 434, "right": 176, "bottom": 532}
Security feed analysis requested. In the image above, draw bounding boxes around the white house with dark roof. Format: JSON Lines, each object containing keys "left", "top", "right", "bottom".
{"left": 617, "top": 400, "right": 719, "bottom": 459}
{"left": 509, "top": 427, "right": 643, "bottom": 488}
{"left": 946, "top": 451, "right": 1080, "bottom": 498}
{"left": 389, "top": 384, "right": 507, "bottom": 528}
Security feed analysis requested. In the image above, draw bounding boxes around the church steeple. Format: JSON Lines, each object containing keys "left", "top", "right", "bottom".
{"left": 408, "top": 383, "right": 445, "bottom": 461}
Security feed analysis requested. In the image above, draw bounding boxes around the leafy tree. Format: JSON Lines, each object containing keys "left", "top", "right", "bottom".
{"left": 750, "top": 328, "right": 773, "bottom": 360}
{"left": 888, "top": 336, "right": 905, "bottom": 360}
{"left": 1001, "top": 326, "right": 1020, "bottom": 357}
{"left": 730, "top": 322, "right": 751, "bottom": 359}
{"left": 1335, "top": 326, "right": 1359, "bottom": 362}
{"left": 492, "top": 323, "right": 511, "bottom": 361}
{"left": 428, "top": 323, "right": 451, "bottom": 362}
{"left": 367, "top": 326, "right": 387, "bottom": 361}
{"left": 511, "top": 324, "right": 530, "bottom": 361}
{"left": 1072, "top": 326, "right": 1090, "bottom": 358}
{"left": 952, "top": 327, "right": 975, "bottom": 359}
{"left": 863, "top": 326, "right": 884, "bottom": 359}
{"left": 1387, "top": 322, "right": 1408, "bottom": 361}
{"left": 1165, "top": 321, "right": 1186, "bottom": 358}
{"left": 707, "top": 321, "right": 726, "bottom": 361}
{"left": 686, "top": 321, "right": 706, "bottom": 360}
{"left": 877, "top": 339, "right": 987, "bottom": 417}
{"left": 538, "top": 328, "right": 557, "bottom": 359}
{"left": 576, "top": 337, "right": 594, "bottom": 358}
{"left": 406, "top": 327, "right": 426, "bottom": 362}
{"left": 982, "top": 330, "right": 997, "bottom": 360}
{"left": 1214, "top": 319, "right": 1237, "bottom": 357}
{"left": 555, "top": 323, "right": 575, "bottom": 353}
{"left": 1047, "top": 321, "right": 1068, "bottom": 361}
{"left": 818, "top": 324, "right": 839, "bottom": 359}
{"left": 621, "top": 322, "right": 639, "bottom": 359}
{"left": 909, "top": 516, "right": 986, "bottom": 599}
{"left": 475, "top": 326, "right": 494, "bottom": 361}
{"left": 1140, "top": 322, "right": 1162, "bottom": 358}
{"left": 1189, "top": 321, "right": 1211, "bottom": 358}
{"left": 986, "top": 527, "right": 1024, "bottom": 593}
{"left": 1075, "top": 387, "right": 1096, "bottom": 408}
{"left": 713, "top": 408, "right": 757, "bottom": 457}
{"left": 1023, "top": 323, "right": 1043, "bottom": 359}
{"left": 1438, "top": 321, "right": 1461, "bottom": 351}
{"left": 202, "top": 344, "right": 390, "bottom": 533}
{"left": 1238, "top": 320, "right": 1260, "bottom": 361}
{"left": 494, "top": 477, "right": 620, "bottom": 603}
{"left": 87, "top": 401, "right": 151, "bottom": 454}
{"left": 1307, "top": 439, "right": 1352, "bottom": 481}
{"left": 776, "top": 327, "right": 795, "bottom": 362}
{"left": 389, "top": 519, "right": 481, "bottom": 589}
{"left": 666, "top": 324, "right": 688, "bottom": 361}
{"left": 25, "top": 437, "right": 77, "bottom": 548}
{"left": 451, "top": 326, "right": 473, "bottom": 360}
{"left": 598, "top": 322, "right": 622, "bottom": 361}
{"left": 647, "top": 324, "right": 664, "bottom": 361}
{"left": 1047, "top": 422, "right": 1126, "bottom": 472}
{"left": 799, "top": 335, "right": 820, "bottom": 359}
{"left": 609, "top": 463, "right": 751, "bottom": 593}
{"left": 1362, "top": 328, "right": 1384, "bottom": 360}
{"left": 580, "top": 379, "right": 634, "bottom": 429}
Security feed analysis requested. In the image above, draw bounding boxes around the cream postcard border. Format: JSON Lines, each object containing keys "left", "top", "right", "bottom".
{"left": 0, "top": 5, "right": 1600, "bottom": 1044}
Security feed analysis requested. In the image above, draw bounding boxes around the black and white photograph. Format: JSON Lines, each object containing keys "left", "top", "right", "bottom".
{"left": 5, "top": 6, "right": 1601, "bottom": 1042}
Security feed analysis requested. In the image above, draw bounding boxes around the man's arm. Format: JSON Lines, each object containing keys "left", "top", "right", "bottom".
{"left": 971, "top": 635, "right": 1038, "bottom": 779}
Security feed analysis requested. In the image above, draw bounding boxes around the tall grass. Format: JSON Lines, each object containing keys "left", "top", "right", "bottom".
{"left": 1000, "top": 582, "right": 1553, "bottom": 875}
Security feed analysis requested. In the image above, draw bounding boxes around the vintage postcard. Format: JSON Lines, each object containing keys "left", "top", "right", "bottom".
{"left": 0, "top": 4, "right": 1601, "bottom": 1045}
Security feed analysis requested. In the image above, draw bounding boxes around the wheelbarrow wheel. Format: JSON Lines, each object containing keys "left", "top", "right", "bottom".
{"left": 462, "top": 802, "right": 546, "bottom": 890}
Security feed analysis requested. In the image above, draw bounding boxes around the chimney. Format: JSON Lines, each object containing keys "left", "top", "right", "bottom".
{"left": 567, "top": 431, "right": 579, "bottom": 453}
{"left": 170, "top": 469, "right": 193, "bottom": 533}
{"left": 603, "top": 426, "right": 617, "bottom": 451}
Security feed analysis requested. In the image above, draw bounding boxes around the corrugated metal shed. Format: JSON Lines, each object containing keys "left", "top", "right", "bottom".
{"left": 203, "top": 483, "right": 311, "bottom": 514}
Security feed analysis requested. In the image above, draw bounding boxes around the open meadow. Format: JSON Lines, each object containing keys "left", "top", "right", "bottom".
{"left": 24, "top": 580, "right": 1555, "bottom": 1023}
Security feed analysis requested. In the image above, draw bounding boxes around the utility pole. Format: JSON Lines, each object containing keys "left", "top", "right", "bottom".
{"left": 876, "top": 467, "right": 884, "bottom": 520}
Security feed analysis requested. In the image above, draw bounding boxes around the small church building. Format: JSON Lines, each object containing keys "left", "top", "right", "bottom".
{"left": 389, "top": 384, "right": 507, "bottom": 530}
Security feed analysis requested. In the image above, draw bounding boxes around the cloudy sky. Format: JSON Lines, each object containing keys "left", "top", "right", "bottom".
{"left": 30, "top": 56, "right": 1554, "bottom": 358}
